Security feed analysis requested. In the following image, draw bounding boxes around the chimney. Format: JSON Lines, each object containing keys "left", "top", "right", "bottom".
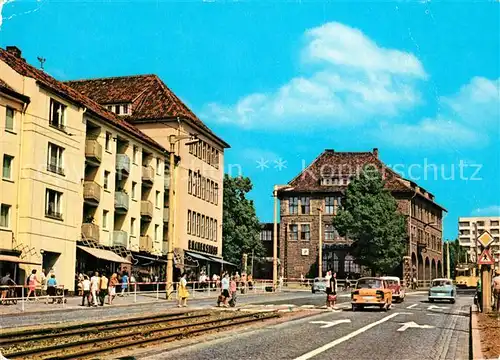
{"left": 326, "top": 149, "right": 335, "bottom": 153}
{"left": 373, "top": 148, "right": 379, "bottom": 158}
{"left": 6, "top": 46, "right": 22, "bottom": 58}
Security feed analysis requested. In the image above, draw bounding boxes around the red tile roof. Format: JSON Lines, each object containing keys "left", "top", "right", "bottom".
{"left": 0, "top": 48, "right": 167, "bottom": 153}
{"left": 0, "top": 78, "right": 30, "bottom": 103}
{"left": 65, "top": 75, "right": 229, "bottom": 148}
{"left": 281, "top": 149, "right": 445, "bottom": 210}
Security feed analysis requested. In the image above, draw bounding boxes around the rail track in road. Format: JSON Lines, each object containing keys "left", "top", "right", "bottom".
{"left": 0, "top": 310, "right": 280, "bottom": 359}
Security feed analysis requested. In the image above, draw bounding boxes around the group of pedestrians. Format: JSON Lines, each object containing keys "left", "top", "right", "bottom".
{"left": 78, "top": 271, "right": 130, "bottom": 307}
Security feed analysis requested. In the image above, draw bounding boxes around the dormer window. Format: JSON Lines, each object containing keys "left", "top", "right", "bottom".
{"left": 106, "top": 104, "right": 131, "bottom": 115}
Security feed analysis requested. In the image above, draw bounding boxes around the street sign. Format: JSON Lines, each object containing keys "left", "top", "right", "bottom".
{"left": 477, "top": 231, "right": 494, "bottom": 248}
{"left": 309, "top": 319, "right": 351, "bottom": 328}
{"left": 477, "top": 248, "right": 494, "bottom": 265}
{"left": 397, "top": 321, "right": 435, "bottom": 332}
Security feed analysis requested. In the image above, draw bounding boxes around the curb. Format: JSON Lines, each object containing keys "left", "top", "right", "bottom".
{"left": 471, "top": 306, "right": 485, "bottom": 360}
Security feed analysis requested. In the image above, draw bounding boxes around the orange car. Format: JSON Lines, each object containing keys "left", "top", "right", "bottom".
{"left": 351, "top": 277, "right": 393, "bottom": 311}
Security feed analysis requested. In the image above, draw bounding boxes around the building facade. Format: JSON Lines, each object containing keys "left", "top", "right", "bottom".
{"left": 0, "top": 46, "right": 170, "bottom": 290}
{"left": 255, "top": 223, "right": 279, "bottom": 279}
{"left": 277, "top": 149, "right": 445, "bottom": 283}
{"left": 65, "top": 75, "right": 230, "bottom": 278}
{"left": 458, "top": 216, "right": 500, "bottom": 263}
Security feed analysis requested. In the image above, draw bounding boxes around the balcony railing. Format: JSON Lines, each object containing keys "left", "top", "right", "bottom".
{"left": 142, "top": 165, "right": 154, "bottom": 185}
{"left": 140, "top": 235, "right": 153, "bottom": 251}
{"left": 116, "top": 154, "right": 130, "bottom": 175}
{"left": 114, "top": 191, "right": 129, "bottom": 213}
{"left": 141, "top": 200, "right": 154, "bottom": 219}
{"left": 83, "top": 181, "right": 101, "bottom": 205}
{"left": 163, "top": 207, "right": 169, "bottom": 222}
{"left": 85, "top": 139, "right": 102, "bottom": 164}
{"left": 113, "top": 230, "right": 128, "bottom": 247}
{"left": 82, "top": 223, "right": 100, "bottom": 242}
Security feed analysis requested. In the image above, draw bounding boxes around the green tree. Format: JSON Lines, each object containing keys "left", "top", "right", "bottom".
{"left": 222, "top": 174, "right": 264, "bottom": 267}
{"left": 443, "top": 239, "right": 467, "bottom": 278}
{"left": 333, "top": 167, "right": 407, "bottom": 275}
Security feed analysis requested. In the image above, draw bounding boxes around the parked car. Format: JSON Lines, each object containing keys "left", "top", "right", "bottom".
{"left": 428, "top": 278, "right": 456, "bottom": 304}
{"left": 311, "top": 277, "right": 327, "bottom": 294}
{"left": 381, "top": 276, "right": 405, "bottom": 303}
{"left": 351, "top": 277, "right": 392, "bottom": 311}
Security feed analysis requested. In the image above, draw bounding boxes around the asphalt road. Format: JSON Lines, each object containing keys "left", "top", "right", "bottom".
{"left": 140, "top": 292, "right": 472, "bottom": 360}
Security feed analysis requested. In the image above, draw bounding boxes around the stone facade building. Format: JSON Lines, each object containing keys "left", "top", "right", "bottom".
{"left": 277, "top": 149, "right": 445, "bottom": 284}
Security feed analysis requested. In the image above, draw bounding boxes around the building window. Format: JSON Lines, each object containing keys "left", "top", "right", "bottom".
{"left": 187, "top": 210, "right": 191, "bottom": 234}
{"left": 491, "top": 229, "right": 499, "bottom": 235}
{"left": 114, "top": 105, "right": 120, "bottom": 115}
{"left": 131, "top": 217, "right": 136, "bottom": 236}
{"left": 123, "top": 104, "right": 129, "bottom": 115}
{"left": 300, "top": 197, "right": 310, "bottom": 214}
{"left": 325, "top": 224, "right": 336, "bottom": 240}
{"left": 205, "top": 217, "right": 209, "bottom": 239}
{"left": 49, "top": 99, "right": 66, "bottom": 130}
{"left": 156, "top": 191, "right": 160, "bottom": 208}
{"left": 132, "top": 182, "right": 137, "bottom": 200}
{"left": 104, "top": 171, "right": 110, "bottom": 190}
{"left": 197, "top": 172, "right": 201, "bottom": 198}
{"left": 45, "top": 189, "right": 62, "bottom": 220}
{"left": 215, "top": 184, "right": 219, "bottom": 205}
{"left": 197, "top": 214, "right": 201, "bottom": 236}
{"left": 214, "top": 220, "right": 218, "bottom": 240}
{"left": 47, "top": 143, "right": 64, "bottom": 175}
{"left": 344, "top": 254, "right": 360, "bottom": 274}
{"left": 5, "top": 107, "right": 14, "bottom": 132}
{"left": 156, "top": 158, "right": 161, "bottom": 175}
{"left": 332, "top": 253, "right": 339, "bottom": 272}
{"left": 289, "top": 224, "right": 298, "bottom": 240}
{"left": 334, "top": 197, "right": 342, "bottom": 214}
{"left": 260, "top": 230, "right": 272, "bottom": 241}
{"left": 491, "top": 220, "right": 499, "bottom": 227}
{"left": 105, "top": 132, "right": 112, "bottom": 152}
{"left": 210, "top": 181, "right": 214, "bottom": 203}
{"left": 207, "top": 145, "right": 212, "bottom": 165}
{"left": 0, "top": 204, "right": 11, "bottom": 228}
{"left": 103, "top": 210, "right": 108, "bottom": 230}
{"left": 155, "top": 224, "right": 159, "bottom": 242}
{"left": 188, "top": 170, "right": 192, "bottom": 195}
{"left": 206, "top": 179, "right": 210, "bottom": 201}
{"left": 133, "top": 146, "right": 138, "bottom": 164}
{"left": 2, "top": 155, "right": 13, "bottom": 180}
{"left": 214, "top": 150, "right": 219, "bottom": 168}
{"left": 325, "top": 197, "right": 334, "bottom": 214}
{"left": 201, "top": 215, "right": 205, "bottom": 238}
{"left": 289, "top": 197, "right": 299, "bottom": 215}
{"left": 192, "top": 211, "right": 196, "bottom": 235}
{"left": 202, "top": 142, "right": 206, "bottom": 161}
{"left": 197, "top": 141, "right": 201, "bottom": 158}
{"left": 300, "top": 224, "right": 310, "bottom": 240}
{"left": 201, "top": 178, "right": 206, "bottom": 200}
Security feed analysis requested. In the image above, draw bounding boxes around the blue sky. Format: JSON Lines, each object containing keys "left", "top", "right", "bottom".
{"left": 1, "top": 0, "right": 499, "bottom": 240}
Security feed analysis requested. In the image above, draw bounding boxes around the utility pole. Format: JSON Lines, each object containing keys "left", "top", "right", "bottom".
{"left": 273, "top": 185, "right": 278, "bottom": 290}
{"left": 446, "top": 241, "right": 451, "bottom": 279}
{"left": 318, "top": 207, "right": 323, "bottom": 278}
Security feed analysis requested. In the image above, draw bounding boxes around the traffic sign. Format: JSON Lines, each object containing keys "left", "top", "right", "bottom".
{"left": 477, "top": 231, "right": 494, "bottom": 248}
{"left": 477, "top": 248, "right": 494, "bottom": 265}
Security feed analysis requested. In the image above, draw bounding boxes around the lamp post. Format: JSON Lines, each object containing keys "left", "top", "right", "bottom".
{"left": 273, "top": 184, "right": 291, "bottom": 290}
{"left": 165, "top": 134, "right": 199, "bottom": 299}
{"left": 318, "top": 207, "right": 323, "bottom": 278}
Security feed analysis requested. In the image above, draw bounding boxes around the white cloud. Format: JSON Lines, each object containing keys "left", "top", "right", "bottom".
{"left": 0, "top": 0, "right": 13, "bottom": 29}
{"left": 202, "top": 22, "right": 426, "bottom": 129}
{"left": 472, "top": 205, "right": 500, "bottom": 216}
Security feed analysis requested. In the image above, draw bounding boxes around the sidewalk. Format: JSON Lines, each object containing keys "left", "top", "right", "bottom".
{"left": 472, "top": 306, "right": 500, "bottom": 359}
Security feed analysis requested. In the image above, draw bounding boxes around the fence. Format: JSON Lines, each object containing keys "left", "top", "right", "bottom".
{"left": 0, "top": 284, "right": 66, "bottom": 312}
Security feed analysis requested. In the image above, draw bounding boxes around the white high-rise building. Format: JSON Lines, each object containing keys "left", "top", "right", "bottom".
{"left": 458, "top": 216, "right": 500, "bottom": 263}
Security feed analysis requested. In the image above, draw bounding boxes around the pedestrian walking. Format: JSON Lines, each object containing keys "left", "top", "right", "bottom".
{"left": 46, "top": 274, "right": 57, "bottom": 304}
{"left": 476, "top": 278, "right": 482, "bottom": 313}
{"left": 81, "top": 275, "right": 91, "bottom": 306}
{"left": 220, "top": 273, "right": 230, "bottom": 307}
{"left": 90, "top": 271, "right": 100, "bottom": 307}
{"left": 229, "top": 276, "right": 237, "bottom": 306}
{"left": 99, "top": 273, "right": 108, "bottom": 306}
{"left": 177, "top": 273, "right": 189, "bottom": 307}
{"left": 120, "top": 271, "right": 129, "bottom": 296}
{"left": 1, "top": 273, "right": 16, "bottom": 304}
{"left": 326, "top": 273, "right": 338, "bottom": 310}
{"left": 108, "top": 273, "right": 118, "bottom": 305}
{"left": 26, "top": 269, "right": 38, "bottom": 300}
{"left": 40, "top": 269, "right": 47, "bottom": 297}
{"left": 492, "top": 269, "right": 500, "bottom": 312}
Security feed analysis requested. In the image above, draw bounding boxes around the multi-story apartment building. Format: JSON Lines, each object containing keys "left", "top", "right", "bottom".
{"left": 66, "top": 75, "right": 230, "bottom": 278}
{"left": 255, "top": 223, "right": 279, "bottom": 279}
{"left": 0, "top": 46, "right": 169, "bottom": 290}
{"left": 277, "top": 149, "right": 445, "bottom": 283}
{"left": 458, "top": 216, "right": 500, "bottom": 263}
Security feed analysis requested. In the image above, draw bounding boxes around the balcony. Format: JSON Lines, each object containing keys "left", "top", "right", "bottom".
{"left": 83, "top": 181, "right": 101, "bottom": 206}
{"left": 141, "top": 200, "right": 154, "bottom": 219}
{"left": 113, "top": 230, "right": 128, "bottom": 247}
{"left": 142, "top": 165, "right": 154, "bottom": 186}
{"left": 82, "top": 223, "right": 100, "bottom": 242}
{"left": 116, "top": 154, "right": 130, "bottom": 177}
{"left": 114, "top": 191, "right": 129, "bottom": 214}
{"left": 163, "top": 207, "right": 169, "bottom": 222}
{"left": 85, "top": 139, "right": 102, "bottom": 164}
{"left": 140, "top": 235, "right": 153, "bottom": 251}
{"left": 164, "top": 176, "right": 170, "bottom": 190}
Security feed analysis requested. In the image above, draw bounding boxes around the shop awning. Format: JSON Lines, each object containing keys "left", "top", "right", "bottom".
{"left": 134, "top": 254, "right": 168, "bottom": 264}
{"left": 77, "top": 245, "right": 131, "bottom": 264}
{"left": 207, "top": 256, "right": 237, "bottom": 266}
{"left": 0, "top": 254, "right": 41, "bottom": 265}
{"left": 185, "top": 251, "right": 211, "bottom": 261}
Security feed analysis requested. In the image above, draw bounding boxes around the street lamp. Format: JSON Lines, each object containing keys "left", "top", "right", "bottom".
{"left": 165, "top": 134, "right": 199, "bottom": 299}
{"left": 273, "top": 184, "right": 291, "bottom": 290}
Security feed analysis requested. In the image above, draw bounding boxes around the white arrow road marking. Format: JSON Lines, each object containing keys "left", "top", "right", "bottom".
{"left": 427, "top": 313, "right": 441, "bottom": 316}
{"left": 427, "top": 305, "right": 449, "bottom": 311}
{"left": 407, "top": 304, "right": 418, "bottom": 309}
{"left": 398, "top": 312, "right": 414, "bottom": 315}
{"left": 295, "top": 313, "right": 400, "bottom": 360}
{"left": 397, "top": 321, "right": 435, "bottom": 332}
{"left": 309, "top": 319, "right": 351, "bottom": 328}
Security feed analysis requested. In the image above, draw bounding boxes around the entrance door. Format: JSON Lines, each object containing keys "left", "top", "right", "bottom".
{"left": 43, "top": 251, "right": 60, "bottom": 274}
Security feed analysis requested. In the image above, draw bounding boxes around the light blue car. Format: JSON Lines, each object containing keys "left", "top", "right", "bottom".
{"left": 428, "top": 278, "right": 456, "bottom": 304}
{"left": 312, "top": 277, "right": 327, "bottom": 294}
